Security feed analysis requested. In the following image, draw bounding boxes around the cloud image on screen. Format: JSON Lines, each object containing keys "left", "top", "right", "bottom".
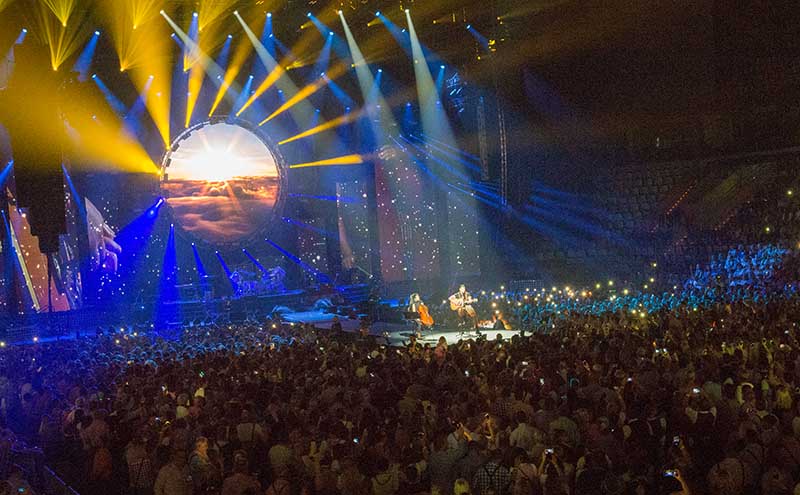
{"left": 162, "top": 123, "right": 281, "bottom": 244}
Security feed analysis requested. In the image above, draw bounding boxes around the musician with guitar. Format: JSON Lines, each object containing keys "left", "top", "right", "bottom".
{"left": 449, "top": 284, "right": 478, "bottom": 329}
{"left": 407, "top": 293, "right": 434, "bottom": 335}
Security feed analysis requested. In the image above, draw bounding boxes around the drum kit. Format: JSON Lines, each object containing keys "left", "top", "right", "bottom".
{"left": 231, "top": 266, "right": 286, "bottom": 297}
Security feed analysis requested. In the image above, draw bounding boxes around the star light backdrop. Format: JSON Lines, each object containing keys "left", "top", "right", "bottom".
{"left": 0, "top": 0, "right": 494, "bottom": 316}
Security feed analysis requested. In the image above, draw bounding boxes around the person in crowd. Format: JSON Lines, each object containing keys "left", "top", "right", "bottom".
{"left": 154, "top": 449, "right": 191, "bottom": 495}
{"left": 221, "top": 450, "right": 259, "bottom": 495}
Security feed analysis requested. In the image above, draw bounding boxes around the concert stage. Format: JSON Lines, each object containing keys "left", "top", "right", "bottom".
{"left": 281, "top": 309, "right": 520, "bottom": 346}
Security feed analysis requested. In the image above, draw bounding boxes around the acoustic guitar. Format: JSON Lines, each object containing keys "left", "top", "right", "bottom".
{"left": 449, "top": 296, "right": 477, "bottom": 311}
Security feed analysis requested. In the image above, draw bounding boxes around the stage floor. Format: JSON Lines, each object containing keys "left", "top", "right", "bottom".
{"left": 2, "top": 310, "right": 521, "bottom": 348}
{"left": 285, "top": 310, "right": 520, "bottom": 345}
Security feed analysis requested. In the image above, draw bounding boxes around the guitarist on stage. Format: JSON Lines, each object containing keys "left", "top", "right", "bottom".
{"left": 449, "top": 284, "right": 478, "bottom": 330}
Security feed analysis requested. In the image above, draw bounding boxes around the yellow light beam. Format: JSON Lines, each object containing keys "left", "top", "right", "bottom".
{"left": 259, "top": 64, "right": 346, "bottom": 125}
{"left": 278, "top": 108, "right": 364, "bottom": 145}
{"left": 102, "top": 0, "right": 171, "bottom": 146}
{"left": 0, "top": 0, "right": 15, "bottom": 14}
{"left": 3, "top": 54, "right": 158, "bottom": 174}
{"left": 289, "top": 154, "right": 364, "bottom": 169}
{"left": 339, "top": 11, "right": 396, "bottom": 138}
{"left": 129, "top": 0, "right": 162, "bottom": 29}
{"left": 236, "top": 67, "right": 283, "bottom": 117}
{"left": 233, "top": 11, "right": 286, "bottom": 116}
{"left": 198, "top": 0, "right": 237, "bottom": 31}
{"left": 162, "top": 12, "right": 227, "bottom": 128}
{"left": 35, "top": 4, "right": 89, "bottom": 71}
{"left": 406, "top": 10, "right": 458, "bottom": 148}
{"left": 40, "top": 0, "right": 76, "bottom": 27}
{"left": 209, "top": 38, "right": 253, "bottom": 116}
{"left": 129, "top": 18, "right": 172, "bottom": 147}
{"left": 233, "top": 12, "right": 317, "bottom": 125}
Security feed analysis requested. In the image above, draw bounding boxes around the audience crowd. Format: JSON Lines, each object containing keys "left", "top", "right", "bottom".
{"left": 2, "top": 267, "right": 800, "bottom": 495}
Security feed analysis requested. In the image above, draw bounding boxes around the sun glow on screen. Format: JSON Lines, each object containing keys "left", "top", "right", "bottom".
{"left": 167, "top": 123, "right": 278, "bottom": 182}
{"left": 161, "top": 122, "right": 282, "bottom": 244}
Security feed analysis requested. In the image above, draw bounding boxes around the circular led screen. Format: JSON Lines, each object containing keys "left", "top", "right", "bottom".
{"left": 161, "top": 121, "right": 284, "bottom": 245}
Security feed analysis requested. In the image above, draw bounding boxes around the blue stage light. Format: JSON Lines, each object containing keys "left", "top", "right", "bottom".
{"left": 329, "top": 31, "right": 334, "bottom": 36}
{"left": 91, "top": 73, "right": 97, "bottom": 79}
{"left": 94, "top": 30, "right": 100, "bottom": 36}
{"left": 466, "top": 24, "right": 472, "bottom": 30}
{"left": 267, "top": 12, "right": 272, "bottom": 17}
{"left": 146, "top": 197, "right": 165, "bottom": 218}
{"left": 227, "top": 34, "right": 232, "bottom": 39}
{"left": 375, "top": 11, "right": 381, "bottom": 16}
{"left": 307, "top": 12, "right": 311, "bottom": 17}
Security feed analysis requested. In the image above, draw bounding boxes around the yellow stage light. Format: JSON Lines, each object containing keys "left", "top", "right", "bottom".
{"left": 259, "top": 64, "right": 347, "bottom": 125}
{"left": 278, "top": 109, "right": 364, "bottom": 143}
{"left": 289, "top": 154, "right": 364, "bottom": 169}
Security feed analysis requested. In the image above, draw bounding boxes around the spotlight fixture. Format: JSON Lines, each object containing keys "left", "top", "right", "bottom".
{"left": 440, "top": 65, "right": 445, "bottom": 69}
{"left": 307, "top": 12, "right": 311, "bottom": 17}
{"left": 405, "top": 9, "right": 410, "bottom": 13}
{"left": 193, "top": 12, "right": 198, "bottom": 17}
{"left": 329, "top": 31, "right": 334, "bottom": 36}
{"left": 267, "top": 12, "right": 272, "bottom": 17}
{"left": 466, "top": 24, "right": 471, "bottom": 29}
{"left": 227, "top": 34, "right": 232, "bottom": 39}
{"left": 377, "top": 68, "right": 382, "bottom": 73}
{"left": 375, "top": 11, "right": 380, "bottom": 16}
{"left": 91, "top": 73, "right": 97, "bottom": 79}
{"left": 159, "top": 9, "right": 165, "bottom": 14}
{"left": 21, "top": 28, "right": 27, "bottom": 33}
{"left": 94, "top": 30, "right": 100, "bottom": 36}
